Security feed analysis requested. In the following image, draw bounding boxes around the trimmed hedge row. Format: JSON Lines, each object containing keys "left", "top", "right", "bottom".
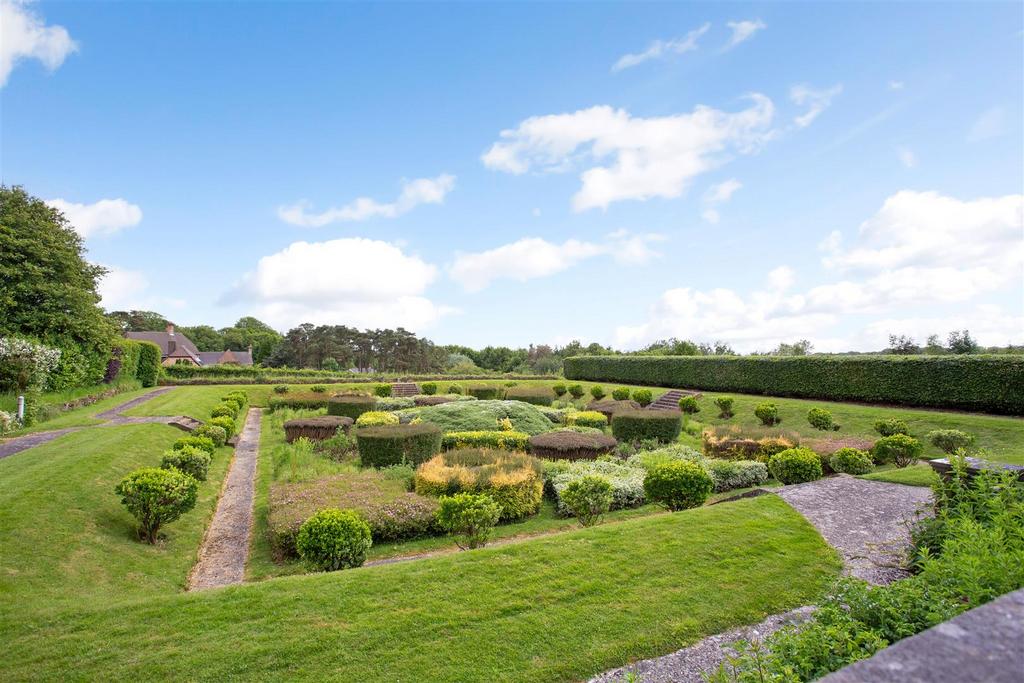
{"left": 564, "top": 355, "right": 1024, "bottom": 415}
{"left": 355, "top": 423, "right": 442, "bottom": 467}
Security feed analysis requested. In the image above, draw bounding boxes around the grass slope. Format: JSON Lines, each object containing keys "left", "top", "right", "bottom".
{"left": 860, "top": 463, "right": 940, "bottom": 487}
{"left": 123, "top": 385, "right": 272, "bottom": 420}
{"left": 2, "top": 384, "right": 152, "bottom": 434}
{"left": 4, "top": 495, "right": 839, "bottom": 682}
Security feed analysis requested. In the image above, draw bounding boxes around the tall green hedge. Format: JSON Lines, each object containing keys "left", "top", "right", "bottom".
{"left": 564, "top": 355, "right": 1024, "bottom": 415}
{"left": 136, "top": 341, "right": 162, "bottom": 388}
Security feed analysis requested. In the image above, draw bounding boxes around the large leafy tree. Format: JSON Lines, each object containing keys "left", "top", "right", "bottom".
{"left": 178, "top": 325, "right": 224, "bottom": 351}
{"left": 107, "top": 310, "right": 171, "bottom": 332}
{"left": 219, "top": 316, "right": 282, "bottom": 364}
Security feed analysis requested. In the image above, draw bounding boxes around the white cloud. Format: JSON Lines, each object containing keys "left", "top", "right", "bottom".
{"left": 896, "top": 146, "right": 917, "bottom": 168}
{"left": 46, "top": 198, "right": 143, "bottom": 238}
{"left": 967, "top": 107, "right": 1006, "bottom": 143}
{"left": 790, "top": 83, "right": 843, "bottom": 128}
{"left": 449, "top": 231, "right": 664, "bottom": 291}
{"left": 482, "top": 97, "right": 774, "bottom": 212}
{"left": 701, "top": 209, "right": 720, "bottom": 224}
{"left": 888, "top": 80, "right": 905, "bottom": 91}
{"left": 98, "top": 266, "right": 186, "bottom": 313}
{"left": 701, "top": 179, "right": 742, "bottom": 222}
{"left": 226, "top": 237, "right": 449, "bottom": 331}
{"left": 278, "top": 174, "right": 455, "bottom": 227}
{"left": 0, "top": 0, "right": 77, "bottom": 86}
{"left": 612, "top": 23, "right": 710, "bottom": 72}
{"left": 723, "top": 20, "right": 766, "bottom": 50}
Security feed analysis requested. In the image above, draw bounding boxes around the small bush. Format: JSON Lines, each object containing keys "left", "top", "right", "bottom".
{"left": 504, "top": 386, "right": 554, "bottom": 406}
{"left": 114, "top": 467, "right": 198, "bottom": 543}
{"left": 552, "top": 383, "right": 567, "bottom": 397}
{"left": 546, "top": 459, "right": 646, "bottom": 513}
{"left": 643, "top": 460, "right": 714, "bottom": 511}
{"left": 873, "top": 434, "right": 924, "bottom": 467}
{"left": 830, "top": 447, "right": 874, "bottom": 475}
{"left": 223, "top": 391, "right": 247, "bottom": 407}
{"left": 927, "top": 429, "right": 974, "bottom": 454}
{"left": 611, "top": 409, "right": 682, "bottom": 443}
{"left": 284, "top": 416, "right": 352, "bottom": 443}
{"left": 173, "top": 435, "right": 215, "bottom": 455}
{"left": 703, "top": 458, "right": 769, "bottom": 492}
{"left": 714, "top": 396, "right": 735, "bottom": 418}
{"left": 755, "top": 402, "right": 780, "bottom": 426}
{"left": 327, "top": 395, "right": 376, "bottom": 419}
{"left": 273, "top": 385, "right": 289, "bottom": 394}
{"left": 209, "top": 415, "right": 236, "bottom": 436}
{"left": 296, "top": 508, "right": 372, "bottom": 571}
{"left": 561, "top": 475, "right": 613, "bottom": 526}
{"left": 807, "top": 407, "right": 839, "bottom": 431}
{"left": 446, "top": 384, "right": 462, "bottom": 395}
{"left": 441, "top": 431, "right": 530, "bottom": 451}
{"left": 415, "top": 449, "right": 543, "bottom": 521}
{"left": 568, "top": 384, "right": 585, "bottom": 399}
{"left": 210, "top": 403, "right": 237, "bottom": 419}
{"left": 356, "top": 423, "right": 443, "bottom": 467}
{"left": 768, "top": 447, "right": 822, "bottom": 484}
{"left": 467, "top": 385, "right": 501, "bottom": 400}
{"left": 269, "top": 395, "right": 329, "bottom": 411}
{"left": 875, "top": 418, "right": 910, "bottom": 437}
{"left": 136, "top": 342, "right": 161, "bottom": 387}
{"left": 420, "top": 382, "right": 438, "bottom": 395}
{"left": 590, "top": 385, "right": 606, "bottom": 400}
{"left": 194, "top": 424, "right": 227, "bottom": 448}
{"left": 355, "top": 410, "right": 400, "bottom": 428}
{"left": 160, "top": 446, "right": 211, "bottom": 481}
{"left": 221, "top": 398, "right": 242, "bottom": 413}
{"left": 678, "top": 395, "right": 701, "bottom": 414}
{"left": 436, "top": 492, "right": 502, "bottom": 549}
{"left": 528, "top": 430, "right": 618, "bottom": 460}
{"left": 373, "top": 384, "right": 392, "bottom": 397}
{"left": 566, "top": 410, "right": 608, "bottom": 429}
{"left": 631, "top": 388, "right": 653, "bottom": 407}
{"left": 310, "top": 384, "right": 328, "bottom": 393}
{"left": 612, "top": 387, "right": 631, "bottom": 401}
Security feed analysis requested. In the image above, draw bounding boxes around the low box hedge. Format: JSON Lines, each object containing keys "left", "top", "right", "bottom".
{"left": 466, "top": 385, "right": 502, "bottom": 400}
{"left": 528, "top": 430, "right": 618, "bottom": 460}
{"left": 355, "top": 423, "right": 443, "bottom": 467}
{"left": 611, "top": 409, "right": 682, "bottom": 443}
{"left": 328, "top": 395, "right": 377, "bottom": 419}
{"left": 268, "top": 394, "right": 330, "bottom": 412}
{"left": 283, "top": 416, "right": 353, "bottom": 442}
{"left": 441, "top": 431, "right": 530, "bottom": 451}
{"left": 564, "top": 354, "right": 1024, "bottom": 415}
{"left": 503, "top": 386, "right": 554, "bottom": 406}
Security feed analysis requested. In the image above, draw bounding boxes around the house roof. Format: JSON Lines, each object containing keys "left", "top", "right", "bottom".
{"left": 197, "top": 350, "right": 254, "bottom": 366}
{"left": 126, "top": 331, "right": 200, "bottom": 357}
{"left": 126, "top": 330, "right": 253, "bottom": 366}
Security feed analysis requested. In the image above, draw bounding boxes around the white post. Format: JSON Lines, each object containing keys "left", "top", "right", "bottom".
{"left": 17, "top": 395, "right": 25, "bottom": 422}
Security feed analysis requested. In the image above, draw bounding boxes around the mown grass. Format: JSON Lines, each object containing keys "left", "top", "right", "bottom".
{"left": 123, "top": 384, "right": 273, "bottom": 419}
{"left": 860, "top": 463, "right": 941, "bottom": 487}
{"left": 3, "top": 494, "right": 839, "bottom": 682}
{"left": 1, "top": 380, "right": 148, "bottom": 435}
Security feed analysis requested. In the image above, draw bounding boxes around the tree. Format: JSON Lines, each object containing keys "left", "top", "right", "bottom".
{"left": 924, "top": 334, "right": 946, "bottom": 354}
{"left": 773, "top": 340, "right": 813, "bottom": 356}
{"left": 887, "top": 334, "right": 919, "bottom": 355}
{"left": 178, "top": 325, "right": 224, "bottom": 351}
{"left": 107, "top": 310, "right": 171, "bottom": 332}
{"left": 219, "top": 316, "right": 282, "bottom": 364}
{"left": 947, "top": 330, "right": 979, "bottom": 355}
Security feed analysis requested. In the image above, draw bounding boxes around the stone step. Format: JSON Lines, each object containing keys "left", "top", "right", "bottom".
{"left": 391, "top": 382, "right": 420, "bottom": 397}
{"left": 649, "top": 389, "right": 687, "bottom": 411}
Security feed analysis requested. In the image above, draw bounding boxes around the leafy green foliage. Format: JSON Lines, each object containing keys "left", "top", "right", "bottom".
{"left": 295, "top": 508, "right": 372, "bottom": 571}
{"left": 160, "top": 446, "right": 211, "bottom": 481}
{"left": 415, "top": 450, "right": 543, "bottom": 521}
{"left": 714, "top": 396, "right": 735, "bottom": 418}
{"left": 643, "top": 460, "right": 714, "bottom": 511}
{"left": 466, "top": 385, "right": 501, "bottom": 400}
{"left": 611, "top": 410, "right": 682, "bottom": 443}
{"left": 590, "top": 385, "right": 606, "bottom": 400}
{"left": 354, "top": 410, "right": 400, "bottom": 427}
{"left": 552, "top": 383, "right": 567, "bottom": 397}
{"left": 273, "top": 385, "right": 289, "bottom": 394}
{"left": 172, "top": 435, "right": 215, "bottom": 455}
{"left": 414, "top": 399, "right": 553, "bottom": 436}
{"left": 114, "top": 467, "right": 198, "bottom": 543}
{"left": 136, "top": 342, "right": 162, "bottom": 388}
{"left": 561, "top": 475, "right": 613, "bottom": 526}
{"left": 872, "top": 434, "right": 924, "bottom": 467}
{"left": 420, "top": 382, "right": 437, "bottom": 395}
{"left": 193, "top": 424, "right": 227, "bottom": 448}
{"left": 874, "top": 417, "right": 909, "bottom": 436}
{"left": 631, "top": 388, "right": 653, "bottom": 406}
{"left": 355, "top": 423, "right": 443, "bottom": 467}
{"left": 678, "top": 395, "right": 701, "bottom": 414}
{"left": 436, "top": 492, "right": 502, "bottom": 549}
{"left": 927, "top": 429, "right": 974, "bottom": 454}
{"left": 829, "top": 447, "right": 874, "bottom": 475}
{"left": 310, "top": 384, "right": 327, "bottom": 393}
{"left": 327, "top": 395, "right": 376, "bottom": 419}
{"left": 767, "top": 447, "right": 822, "bottom": 484}
{"left": 441, "top": 431, "right": 530, "bottom": 451}
{"left": 374, "top": 384, "right": 392, "bottom": 397}
{"left": 209, "top": 415, "right": 236, "bottom": 436}
{"left": 612, "top": 387, "right": 631, "bottom": 400}
{"left": 566, "top": 410, "right": 608, "bottom": 429}
{"left": 807, "top": 407, "right": 838, "bottom": 431}
{"left": 568, "top": 384, "right": 585, "bottom": 399}
{"left": 754, "top": 402, "right": 780, "bottom": 426}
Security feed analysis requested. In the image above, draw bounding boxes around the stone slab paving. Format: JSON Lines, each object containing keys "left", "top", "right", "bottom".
{"left": 188, "top": 408, "right": 261, "bottom": 591}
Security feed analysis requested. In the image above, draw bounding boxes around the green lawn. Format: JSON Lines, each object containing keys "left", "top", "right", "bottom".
{"left": 123, "top": 384, "right": 274, "bottom": 420}
{"left": 1, "top": 381, "right": 149, "bottom": 435}
{"left": 861, "top": 463, "right": 941, "bottom": 487}
{"left": 3, "top": 494, "right": 839, "bottom": 682}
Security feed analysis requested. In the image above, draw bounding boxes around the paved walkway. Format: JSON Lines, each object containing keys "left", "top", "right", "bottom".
{"left": 188, "top": 408, "right": 262, "bottom": 591}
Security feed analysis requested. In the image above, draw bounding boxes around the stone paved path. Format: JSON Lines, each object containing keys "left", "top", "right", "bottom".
{"left": 188, "top": 408, "right": 261, "bottom": 591}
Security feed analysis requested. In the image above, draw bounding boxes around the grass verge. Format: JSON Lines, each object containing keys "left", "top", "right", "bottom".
{"left": 860, "top": 463, "right": 940, "bottom": 487}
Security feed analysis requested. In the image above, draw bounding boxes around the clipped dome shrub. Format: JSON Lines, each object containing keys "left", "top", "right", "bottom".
{"left": 927, "top": 429, "right": 974, "bottom": 454}
{"left": 355, "top": 410, "right": 400, "bottom": 428}
{"left": 211, "top": 403, "right": 237, "bottom": 419}
{"left": 414, "top": 399, "right": 553, "bottom": 436}
{"left": 678, "top": 395, "right": 701, "bottom": 414}
{"left": 631, "top": 388, "right": 653, "bottom": 407}
{"left": 611, "top": 387, "right": 631, "bottom": 401}
{"left": 504, "top": 385, "right": 554, "bottom": 406}
{"left": 755, "top": 402, "right": 781, "bottom": 426}
{"left": 446, "top": 384, "right": 462, "bottom": 394}
{"left": 173, "top": 435, "right": 215, "bottom": 455}
{"left": 561, "top": 475, "right": 613, "bottom": 526}
{"left": 284, "top": 416, "right": 352, "bottom": 442}
{"left": 160, "top": 446, "right": 211, "bottom": 481}
{"left": 872, "top": 434, "right": 924, "bottom": 467}
{"left": 310, "top": 384, "right": 328, "bottom": 393}
{"left": 566, "top": 410, "right": 608, "bottom": 429}
{"left": 807, "top": 407, "right": 839, "bottom": 431}
{"left": 114, "top": 467, "right": 198, "bottom": 543}
{"left": 552, "top": 383, "right": 567, "bottom": 397}
{"left": 374, "top": 384, "right": 392, "bottom": 397}
{"left": 415, "top": 449, "right": 543, "bottom": 521}
{"left": 194, "top": 424, "right": 227, "bottom": 448}
{"left": 355, "top": 423, "right": 443, "bottom": 467}
{"left": 611, "top": 409, "right": 682, "bottom": 444}
{"left": 528, "top": 430, "right": 617, "bottom": 461}
{"left": 209, "top": 415, "right": 236, "bottom": 436}
{"left": 590, "top": 385, "right": 607, "bottom": 400}
{"left": 829, "top": 447, "right": 873, "bottom": 475}
{"left": 874, "top": 418, "right": 910, "bottom": 437}
{"left": 768, "top": 447, "right": 823, "bottom": 484}
{"left": 568, "top": 384, "right": 586, "bottom": 399}
{"left": 328, "top": 394, "right": 376, "bottom": 419}
{"left": 420, "top": 382, "right": 438, "bottom": 395}
{"left": 715, "top": 396, "right": 735, "bottom": 418}
{"left": 643, "top": 460, "right": 714, "bottom": 511}
{"left": 296, "top": 508, "right": 372, "bottom": 571}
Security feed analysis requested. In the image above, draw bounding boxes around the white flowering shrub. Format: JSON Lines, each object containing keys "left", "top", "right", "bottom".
{"left": 546, "top": 459, "right": 646, "bottom": 515}
{"left": 0, "top": 410, "right": 16, "bottom": 434}
{"left": 0, "top": 337, "right": 61, "bottom": 391}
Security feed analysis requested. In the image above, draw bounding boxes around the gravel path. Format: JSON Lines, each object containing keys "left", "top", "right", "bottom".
{"left": 188, "top": 408, "right": 261, "bottom": 591}
{"left": 94, "top": 386, "right": 174, "bottom": 419}
{"left": 0, "top": 427, "right": 85, "bottom": 460}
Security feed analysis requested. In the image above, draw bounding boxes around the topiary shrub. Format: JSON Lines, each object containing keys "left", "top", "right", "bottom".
{"left": 504, "top": 385, "right": 554, "bottom": 406}
{"left": 420, "top": 382, "right": 438, "bottom": 395}
{"left": 872, "top": 434, "right": 924, "bottom": 468}
{"left": 415, "top": 449, "right": 543, "bottom": 521}
{"left": 611, "top": 409, "right": 682, "bottom": 443}
{"left": 413, "top": 395, "right": 456, "bottom": 407}
{"left": 568, "top": 384, "right": 585, "bottom": 399}
{"left": 768, "top": 447, "right": 822, "bottom": 484}
{"left": 374, "top": 384, "right": 392, "bottom": 398}
{"left": 284, "top": 416, "right": 353, "bottom": 442}
{"left": 755, "top": 402, "right": 780, "bottom": 426}
{"left": 875, "top": 418, "right": 910, "bottom": 437}
{"left": 590, "top": 385, "right": 606, "bottom": 400}
{"left": 310, "top": 384, "right": 328, "bottom": 393}
{"left": 160, "top": 446, "right": 211, "bottom": 481}
{"left": 374, "top": 397, "right": 415, "bottom": 411}
{"left": 446, "top": 384, "right": 462, "bottom": 395}
{"left": 114, "top": 467, "right": 199, "bottom": 543}
{"left": 193, "top": 424, "right": 227, "bottom": 448}
{"left": 643, "top": 460, "right": 714, "bottom": 511}
{"left": 566, "top": 410, "right": 608, "bottom": 429}
{"left": 436, "top": 492, "right": 502, "bottom": 549}
{"left": 295, "top": 508, "right": 372, "bottom": 571}
{"left": 441, "top": 431, "right": 530, "bottom": 451}
{"left": 356, "top": 423, "right": 443, "bottom": 467}
{"left": 173, "top": 435, "right": 215, "bottom": 455}
{"left": 612, "top": 387, "right": 631, "bottom": 401}
{"left": 210, "top": 403, "right": 237, "bottom": 419}
{"left": 414, "top": 399, "right": 553, "bottom": 436}
{"left": 136, "top": 341, "right": 162, "bottom": 388}
{"left": 702, "top": 458, "right": 769, "bottom": 492}
{"left": 355, "top": 410, "right": 400, "bottom": 428}
{"left": 807, "top": 407, "right": 839, "bottom": 431}
{"left": 830, "top": 447, "right": 874, "bottom": 475}
{"left": 223, "top": 390, "right": 247, "bottom": 407}
{"left": 546, "top": 459, "right": 646, "bottom": 513}
{"left": 586, "top": 399, "right": 641, "bottom": 423}
{"left": 269, "top": 395, "right": 330, "bottom": 411}
{"left": 631, "top": 388, "right": 653, "bottom": 407}
{"left": 561, "top": 475, "right": 613, "bottom": 526}
{"left": 715, "top": 396, "right": 735, "bottom": 418}
{"left": 209, "top": 415, "right": 236, "bottom": 436}
{"left": 927, "top": 429, "right": 974, "bottom": 455}
{"left": 273, "top": 384, "right": 289, "bottom": 394}
{"left": 552, "top": 383, "right": 567, "bottom": 397}
{"left": 528, "top": 430, "right": 618, "bottom": 461}
{"left": 678, "top": 395, "right": 701, "bottom": 414}
{"left": 327, "top": 395, "right": 376, "bottom": 419}
{"left": 467, "top": 385, "right": 501, "bottom": 400}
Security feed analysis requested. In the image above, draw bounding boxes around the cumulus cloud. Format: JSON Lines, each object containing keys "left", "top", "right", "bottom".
{"left": 790, "top": 83, "right": 843, "bottom": 128}
{"left": 224, "top": 237, "right": 449, "bottom": 331}
{"left": 888, "top": 80, "right": 905, "bottom": 91}
{"left": 701, "top": 178, "right": 742, "bottom": 223}
{"left": 611, "top": 23, "right": 710, "bottom": 72}
{"left": 482, "top": 97, "right": 774, "bottom": 212}
{"left": 967, "top": 107, "right": 1006, "bottom": 143}
{"left": 449, "top": 231, "right": 665, "bottom": 292}
{"left": 723, "top": 20, "right": 766, "bottom": 50}
{"left": 98, "top": 266, "right": 185, "bottom": 313}
{"left": 0, "top": 0, "right": 77, "bottom": 86}
{"left": 46, "top": 198, "right": 143, "bottom": 238}
{"left": 896, "top": 146, "right": 917, "bottom": 168}
{"left": 278, "top": 174, "right": 455, "bottom": 227}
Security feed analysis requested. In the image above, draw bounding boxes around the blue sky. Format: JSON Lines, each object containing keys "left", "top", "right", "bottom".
{"left": 3, "top": 1, "right": 1022, "bottom": 351}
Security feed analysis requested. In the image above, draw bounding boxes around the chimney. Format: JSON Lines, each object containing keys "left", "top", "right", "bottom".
{"left": 166, "top": 323, "right": 175, "bottom": 336}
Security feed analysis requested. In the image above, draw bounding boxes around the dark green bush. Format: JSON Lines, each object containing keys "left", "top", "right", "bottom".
{"left": 754, "top": 402, "right": 780, "bottom": 426}
{"left": 561, "top": 475, "right": 613, "bottom": 526}
{"left": 927, "top": 429, "right": 974, "bottom": 454}
{"left": 173, "top": 435, "right": 215, "bottom": 455}
{"left": 270, "top": 394, "right": 330, "bottom": 411}
{"left": 136, "top": 341, "right": 162, "bottom": 387}
{"left": 447, "top": 384, "right": 462, "bottom": 394}
{"left": 114, "top": 467, "right": 198, "bottom": 543}
{"left": 631, "top": 388, "right": 653, "bottom": 406}
{"left": 327, "top": 395, "right": 376, "bottom": 419}
{"left": 830, "top": 447, "right": 874, "bottom": 475}
{"left": 611, "top": 387, "right": 631, "bottom": 400}
{"left": 194, "top": 424, "right": 227, "bottom": 448}
{"left": 467, "top": 385, "right": 501, "bottom": 400}
{"left": 568, "top": 384, "right": 585, "bottom": 399}
{"left": 874, "top": 417, "right": 910, "bottom": 436}
{"left": 564, "top": 355, "right": 1024, "bottom": 414}
{"left": 374, "top": 384, "right": 392, "bottom": 398}
{"left": 210, "top": 403, "right": 237, "bottom": 419}
{"left": 552, "top": 383, "right": 567, "bottom": 397}
{"left": 356, "top": 423, "right": 443, "bottom": 467}
{"left": 643, "top": 460, "right": 714, "bottom": 511}
{"left": 295, "top": 508, "right": 372, "bottom": 571}
{"left": 873, "top": 434, "right": 923, "bottom": 467}
{"left": 590, "top": 385, "right": 606, "bottom": 400}
{"left": 768, "top": 447, "right": 822, "bottom": 484}
{"left": 209, "top": 415, "right": 236, "bottom": 436}
{"left": 310, "top": 384, "right": 328, "bottom": 393}
{"left": 504, "top": 385, "right": 554, "bottom": 406}
{"left": 436, "top": 492, "right": 502, "bottom": 549}
{"left": 714, "top": 396, "right": 735, "bottom": 418}
{"left": 273, "top": 384, "right": 289, "bottom": 394}
{"left": 160, "top": 446, "right": 211, "bottom": 481}
{"left": 611, "top": 409, "right": 682, "bottom": 443}
{"left": 807, "top": 407, "right": 838, "bottom": 431}
{"left": 678, "top": 395, "right": 700, "bottom": 414}
{"left": 528, "top": 430, "right": 618, "bottom": 460}
{"left": 420, "top": 382, "right": 438, "bottom": 395}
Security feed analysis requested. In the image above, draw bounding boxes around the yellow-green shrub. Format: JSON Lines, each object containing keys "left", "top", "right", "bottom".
{"left": 414, "top": 449, "right": 543, "bottom": 521}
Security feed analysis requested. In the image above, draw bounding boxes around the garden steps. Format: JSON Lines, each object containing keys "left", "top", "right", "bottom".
{"left": 391, "top": 382, "right": 419, "bottom": 397}
{"left": 648, "top": 389, "right": 686, "bottom": 411}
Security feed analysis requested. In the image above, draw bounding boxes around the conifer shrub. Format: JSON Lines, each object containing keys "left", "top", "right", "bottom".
{"left": 327, "top": 394, "right": 376, "bottom": 419}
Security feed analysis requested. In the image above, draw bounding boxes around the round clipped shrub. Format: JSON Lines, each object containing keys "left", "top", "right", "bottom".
{"left": 561, "top": 475, "right": 613, "bottom": 526}
{"left": 631, "top": 388, "right": 653, "bottom": 407}
{"left": 768, "top": 447, "right": 822, "bottom": 484}
{"left": 529, "top": 430, "right": 617, "bottom": 460}
{"left": 874, "top": 418, "right": 909, "bottom": 437}
{"left": 327, "top": 394, "right": 376, "bottom": 419}
{"left": 436, "top": 492, "right": 502, "bottom": 550}
{"left": 173, "top": 435, "right": 215, "bottom": 455}
{"left": 467, "top": 385, "right": 501, "bottom": 400}
{"left": 611, "top": 409, "right": 682, "bottom": 444}
{"left": 355, "top": 410, "right": 400, "bottom": 428}
{"left": 568, "top": 384, "right": 585, "bottom": 399}
{"left": 552, "top": 383, "right": 567, "bottom": 397}
{"left": 356, "top": 423, "right": 443, "bottom": 467}
{"left": 447, "top": 384, "right": 462, "bottom": 395}
{"left": 807, "top": 407, "right": 838, "bottom": 431}
{"left": 223, "top": 390, "right": 247, "bottom": 404}
{"left": 643, "top": 460, "right": 714, "bottom": 511}
{"left": 587, "top": 399, "right": 641, "bottom": 424}
{"left": 194, "top": 424, "right": 227, "bottom": 448}
{"left": 160, "top": 446, "right": 211, "bottom": 481}
{"left": 590, "top": 385, "right": 607, "bottom": 400}
{"left": 420, "top": 382, "right": 438, "bottom": 395}
{"left": 209, "top": 415, "right": 235, "bottom": 436}
{"left": 504, "top": 385, "right": 554, "bottom": 406}
{"left": 678, "top": 396, "right": 701, "bottom": 414}
{"left": 295, "top": 508, "right": 372, "bottom": 571}
{"left": 441, "top": 431, "right": 530, "bottom": 451}
{"left": 755, "top": 402, "right": 780, "bottom": 426}
{"left": 829, "top": 447, "right": 873, "bottom": 475}
{"left": 284, "top": 416, "right": 353, "bottom": 442}
{"left": 415, "top": 449, "right": 543, "bottom": 521}
{"left": 611, "top": 387, "right": 631, "bottom": 401}
{"left": 221, "top": 398, "right": 242, "bottom": 413}
{"left": 566, "top": 410, "right": 608, "bottom": 429}
{"left": 927, "top": 429, "right": 974, "bottom": 454}
{"left": 872, "top": 434, "right": 924, "bottom": 468}
{"left": 273, "top": 384, "right": 289, "bottom": 394}
{"left": 715, "top": 396, "right": 735, "bottom": 418}
{"left": 374, "top": 384, "right": 392, "bottom": 398}
{"left": 114, "top": 467, "right": 199, "bottom": 543}
{"left": 310, "top": 384, "right": 328, "bottom": 393}
{"left": 210, "top": 403, "right": 237, "bottom": 419}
